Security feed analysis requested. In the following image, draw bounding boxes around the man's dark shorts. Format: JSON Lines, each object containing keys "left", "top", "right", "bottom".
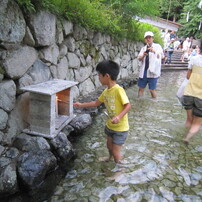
{"left": 182, "top": 95, "right": 202, "bottom": 117}
{"left": 105, "top": 126, "right": 128, "bottom": 145}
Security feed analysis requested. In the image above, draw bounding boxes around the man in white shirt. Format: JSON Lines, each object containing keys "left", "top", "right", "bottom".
{"left": 138, "top": 31, "right": 163, "bottom": 98}
{"left": 181, "top": 37, "right": 191, "bottom": 62}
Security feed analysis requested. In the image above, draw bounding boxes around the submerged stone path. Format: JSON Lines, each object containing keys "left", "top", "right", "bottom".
{"left": 49, "top": 70, "right": 202, "bottom": 201}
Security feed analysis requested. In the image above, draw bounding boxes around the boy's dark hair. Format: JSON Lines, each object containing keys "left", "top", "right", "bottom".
{"left": 96, "top": 60, "right": 120, "bottom": 81}
{"left": 192, "top": 45, "right": 196, "bottom": 49}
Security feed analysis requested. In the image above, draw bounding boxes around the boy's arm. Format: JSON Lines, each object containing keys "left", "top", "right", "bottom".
{"left": 111, "top": 103, "right": 131, "bottom": 124}
{"left": 74, "top": 99, "right": 102, "bottom": 108}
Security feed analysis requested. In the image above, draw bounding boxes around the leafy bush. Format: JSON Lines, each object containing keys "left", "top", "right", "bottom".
{"left": 15, "top": 0, "right": 163, "bottom": 43}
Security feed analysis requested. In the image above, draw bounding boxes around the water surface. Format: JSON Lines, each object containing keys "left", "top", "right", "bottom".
{"left": 49, "top": 71, "right": 202, "bottom": 202}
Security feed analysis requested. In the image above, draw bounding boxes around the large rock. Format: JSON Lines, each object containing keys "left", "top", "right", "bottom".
{"left": 62, "top": 20, "right": 73, "bottom": 36}
{"left": 120, "top": 54, "right": 131, "bottom": 68}
{"left": 59, "top": 44, "right": 68, "bottom": 59}
{"left": 0, "top": 163, "right": 18, "bottom": 196}
{"left": 18, "top": 60, "right": 52, "bottom": 89}
{"left": 17, "top": 150, "right": 57, "bottom": 188}
{"left": 78, "top": 78, "right": 96, "bottom": 96}
{"left": 0, "top": 109, "right": 8, "bottom": 130}
{"left": 70, "top": 114, "right": 92, "bottom": 131}
{"left": 0, "top": 80, "right": 16, "bottom": 112}
{"left": 67, "top": 52, "right": 80, "bottom": 69}
{"left": 64, "top": 36, "right": 76, "bottom": 52}
{"left": 74, "top": 66, "right": 93, "bottom": 83}
{"left": 28, "top": 11, "right": 56, "bottom": 46}
{"left": 13, "top": 133, "right": 50, "bottom": 152}
{"left": 3, "top": 46, "right": 38, "bottom": 79}
{"left": 39, "top": 44, "right": 59, "bottom": 65}
{"left": 0, "top": 147, "right": 20, "bottom": 197}
{"left": 0, "top": 0, "right": 26, "bottom": 43}
{"left": 57, "top": 57, "right": 69, "bottom": 80}
{"left": 50, "top": 132, "right": 75, "bottom": 163}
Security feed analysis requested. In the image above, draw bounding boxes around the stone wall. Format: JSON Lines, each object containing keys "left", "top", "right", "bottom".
{"left": 0, "top": 0, "right": 143, "bottom": 198}
{"left": 0, "top": 0, "right": 142, "bottom": 147}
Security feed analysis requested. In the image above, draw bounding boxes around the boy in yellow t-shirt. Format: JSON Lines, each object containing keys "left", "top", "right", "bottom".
{"left": 74, "top": 60, "right": 131, "bottom": 168}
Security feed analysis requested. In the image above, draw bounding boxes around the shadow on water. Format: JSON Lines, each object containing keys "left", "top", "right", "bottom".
{"left": 47, "top": 71, "right": 202, "bottom": 201}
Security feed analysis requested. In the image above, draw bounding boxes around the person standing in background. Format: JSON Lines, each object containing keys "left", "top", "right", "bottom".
{"left": 163, "top": 30, "right": 171, "bottom": 51}
{"left": 137, "top": 31, "right": 163, "bottom": 98}
{"left": 181, "top": 37, "right": 191, "bottom": 62}
{"left": 174, "top": 39, "right": 181, "bottom": 51}
{"left": 167, "top": 38, "right": 175, "bottom": 64}
{"left": 170, "top": 30, "right": 176, "bottom": 40}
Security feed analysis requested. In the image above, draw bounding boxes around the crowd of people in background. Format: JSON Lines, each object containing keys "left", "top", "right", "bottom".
{"left": 161, "top": 29, "right": 200, "bottom": 65}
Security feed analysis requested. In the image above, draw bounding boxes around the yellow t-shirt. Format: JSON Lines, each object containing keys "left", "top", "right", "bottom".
{"left": 184, "top": 55, "right": 202, "bottom": 99}
{"left": 98, "top": 84, "right": 130, "bottom": 131}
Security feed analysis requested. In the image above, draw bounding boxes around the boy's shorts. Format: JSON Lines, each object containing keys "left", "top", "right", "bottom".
{"left": 138, "top": 69, "right": 158, "bottom": 90}
{"left": 104, "top": 126, "right": 128, "bottom": 145}
{"left": 182, "top": 95, "right": 202, "bottom": 117}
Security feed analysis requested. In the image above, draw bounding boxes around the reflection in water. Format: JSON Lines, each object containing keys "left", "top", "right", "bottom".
{"left": 49, "top": 71, "right": 202, "bottom": 201}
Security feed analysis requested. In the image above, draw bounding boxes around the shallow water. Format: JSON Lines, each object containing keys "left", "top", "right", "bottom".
{"left": 49, "top": 71, "right": 202, "bottom": 202}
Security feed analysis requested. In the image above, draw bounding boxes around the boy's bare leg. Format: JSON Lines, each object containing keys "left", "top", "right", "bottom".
{"left": 99, "top": 136, "right": 113, "bottom": 162}
{"left": 149, "top": 89, "right": 157, "bottom": 98}
{"left": 182, "top": 116, "right": 202, "bottom": 143}
{"left": 112, "top": 144, "right": 122, "bottom": 163}
{"left": 138, "top": 88, "right": 144, "bottom": 97}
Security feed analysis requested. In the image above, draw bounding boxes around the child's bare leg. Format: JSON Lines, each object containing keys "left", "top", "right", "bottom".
{"left": 185, "top": 109, "right": 193, "bottom": 128}
{"left": 182, "top": 116, "right": 202, "bottom": 143}
{"left": 99, "top": 136, "right": 113, "bottom": 162}
{"left": 112, "top": 144, "right": 122, "bottom": 163}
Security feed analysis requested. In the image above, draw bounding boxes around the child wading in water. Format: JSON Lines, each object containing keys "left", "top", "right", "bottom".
{"left": 74, "top": 60, "right": 131, "bottom": 171}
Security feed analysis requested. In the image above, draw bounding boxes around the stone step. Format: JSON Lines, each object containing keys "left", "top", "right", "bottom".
{"left": 170, "top": 60, "right": 188, "bottom": 62}
{"left": 170, "top": 60, "right": 188, "bottom": 63}
{"left": 163, "top": 63, "right": 188, "bottom": 67}
{"left": 163, "top": 66, "right": 188, "bottom": 69}
{"left": 162, "top": 65, "right": 188, "bottom": 70}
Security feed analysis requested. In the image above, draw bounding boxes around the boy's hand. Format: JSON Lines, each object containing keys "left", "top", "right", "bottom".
{"left": 73, "top": 102, "right": 81, "bottom": 108}
{"left": 111, "top": 116, "right": 120, "bottom": 124}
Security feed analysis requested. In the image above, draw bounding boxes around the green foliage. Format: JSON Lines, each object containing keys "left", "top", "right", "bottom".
{"left": 16, "top": 0, "right": 35, "bottom": 12}
{"left": 16, "top": 0, "right": 57, "bottom": 13}
{"left": 159, "top": 0, "right": 186, "bottom": 21}
{"left": 16, "top": 0, "right": 163, "bottom": 42}
{"left": 63, "top": 0, "right": 121, "bottom": 36}
{"left": 101, "top": 0, "right": 160, "bottom": 18}
{"left": 178, "top": 0, "right": 202, "bottom": 39}
{"left": 137, "top": 22, "right": 163, "bottom": 45}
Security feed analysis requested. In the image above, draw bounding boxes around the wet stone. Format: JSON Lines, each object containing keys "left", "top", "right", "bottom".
{"left": 174, "top": 187, "right": 182, "bottom": 195}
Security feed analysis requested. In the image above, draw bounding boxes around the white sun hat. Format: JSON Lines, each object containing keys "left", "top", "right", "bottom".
{"left": 144, "top": 31, "right": 154, "bottom": 38}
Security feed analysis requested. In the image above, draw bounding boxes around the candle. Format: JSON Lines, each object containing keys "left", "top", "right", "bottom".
{"left": 56, "top": 96, "right": 58, "bottom": 117}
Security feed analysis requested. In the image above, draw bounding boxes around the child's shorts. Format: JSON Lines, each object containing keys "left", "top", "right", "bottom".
{"left": 138, "top": 69, "right": 158, "bottom": 90}
{"left": 182, "top": 95, "right": 202, "bottom": 117}
{"left": 104, "top": 126, "right": 128, "bottom": 145}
